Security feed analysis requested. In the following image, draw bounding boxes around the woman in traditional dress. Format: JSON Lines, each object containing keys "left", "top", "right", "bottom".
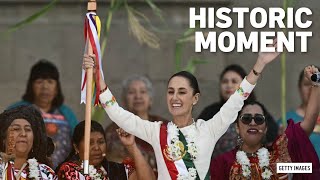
{"left": 8, "top": 60, "right": 78, "bottom": 169}
{"left": 57, "top": 120, "right": 155, "bottom": 180}
{"left": 82, "top": 41, "right": 280, "bottom": 179}
{"left": 0, "top": 105, "right": 57, "bottom": 179}
{"left": 210, "top": 65, "right": 320, "bottom": 180}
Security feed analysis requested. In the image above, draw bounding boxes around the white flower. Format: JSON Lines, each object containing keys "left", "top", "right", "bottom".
{"left": 242, "top": 165, "right": 251, "bottom": 177}
{"left": 188, "top": 168, "right": 197, "bottom": 179}
{"left": 28, "top": 158, "right": 40, "bottom": 179}
{"left": 262, "top": 168, "right": 272, "bottom": 179}
{"left": 257, "top": 148, "right": 270, "bottom": 167}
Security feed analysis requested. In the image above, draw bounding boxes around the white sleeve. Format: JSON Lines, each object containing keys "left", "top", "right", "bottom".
{"left": 99, "top": 88, "right": 161, "bottom": 144}
{"left": 205, "top": 77, "right": 255, "bottom": 139}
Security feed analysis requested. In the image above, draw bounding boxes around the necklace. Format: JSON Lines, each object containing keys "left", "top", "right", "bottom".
{"left": 236, "top": 147, "right": 273, "bottom": 179}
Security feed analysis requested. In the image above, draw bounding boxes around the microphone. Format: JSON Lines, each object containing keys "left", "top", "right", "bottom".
{"left": 258, "top": 129, "right": 263, "bottom": 133}
{"left": 102, "top": 153, "right": 106, "bottom": 157}
{"left": 311, "top": 72, "right": 320, "bottom": 83}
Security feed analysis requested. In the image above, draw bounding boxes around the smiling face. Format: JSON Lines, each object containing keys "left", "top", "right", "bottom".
{"left": 125, "top": 80, "right": 152, "bottom": 115}
{"left": 7, "top": 119, "right": 34, "bottom": 158}
{"left": 77, "top": 131, "right": 107, "bottom": 166}
{"left": 166, "top": 76, "right": 199, "bottom": 118}
{"left": 237, "top": 104, "right": 267, "bottom": 148}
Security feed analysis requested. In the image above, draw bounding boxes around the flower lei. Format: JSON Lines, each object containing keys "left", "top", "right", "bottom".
{"left": 236, "top": 147, "right": 272, "bottom": 179}
{"left": 177, "top": 167, "right": 197, "bottom": 180}
{"left": 81, "top": 162, "right": 105, "bottom": 180}
{"left": 27, "top": 158, "right": 40, "bottom": 179}
{"left": 167, "top": 121, "right": 198, "bottom": 179}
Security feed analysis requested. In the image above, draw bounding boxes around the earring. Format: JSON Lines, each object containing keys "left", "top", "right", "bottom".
{"left": 237, "top": 135, "right": 243, "bottom": 147}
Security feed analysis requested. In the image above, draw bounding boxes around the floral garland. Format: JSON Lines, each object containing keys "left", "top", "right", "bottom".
{"left": 236, "top": 147, "right": 272, "bottom": 179}
{"left": 166, "top": 121, "right": 198, "bottom": 179}
{"left": 81, "top": 162, "right": 105, "bottom": 180}
{"left": 167, "top": 122, "right": 198, "bottom": 160}
{"left": 177, "top": 167, "right": 197, "bottom": 180}
{"left": 27, "top": 158, "right": 40, "bottom": 179}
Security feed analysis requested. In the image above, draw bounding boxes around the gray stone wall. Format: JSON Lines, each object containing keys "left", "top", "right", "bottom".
{"left": 0, "top": 0, "right": 319, "bottom": 128}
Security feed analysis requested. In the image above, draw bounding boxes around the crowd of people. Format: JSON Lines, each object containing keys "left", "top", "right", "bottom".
{"left": 0, "top": 46, "right": 319, "bottom": 179}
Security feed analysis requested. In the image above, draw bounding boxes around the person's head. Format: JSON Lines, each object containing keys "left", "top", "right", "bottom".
{"left": 72, "top": 121, "right": 107, "bottom": 166}
{"left": 236, "top": 101, "right": 269, "bottom": 148}
{"left": 167, "top": 71, "right": 200, "bottom": 118}
{"left": 219, "top": 64, "right": 256, "bottom": 102}
{"left": 0, "top": 105, "right": 48, "bottom": 164}
{"left": 121, "top": 75, "right": 153, "bottom": 115}
{"left": 22, "top": 60, "right": 64, "bottom": 109}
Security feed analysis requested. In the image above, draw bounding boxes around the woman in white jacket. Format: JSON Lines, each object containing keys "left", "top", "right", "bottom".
{"left": 83, "top": 41, "right": 280, "bottom": 180}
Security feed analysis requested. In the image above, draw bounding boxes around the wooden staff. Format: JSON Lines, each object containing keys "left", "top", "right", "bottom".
{"left": 83, "top": 0, "right": 97, "bottom": 175}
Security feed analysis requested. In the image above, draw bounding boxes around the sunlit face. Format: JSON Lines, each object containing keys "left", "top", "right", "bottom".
{"left": 220, "top": 71, "right": 243, "bottom": 101}
{"left": 32, "top": 78, "right": 58, "bottom": 105}
{"left": 237, "top": 104, "right": 267, "bottom": 147}
{"left": 7, "top": 119, "right": 34, "bottom": 158}
{"left": 77, "top": 132, "right": 107, "bottom": 166}
{"left": 125, "top": 80, "right": 152, "bottom": 115}
{"left": 299, "top": 77, "right": 312, "bottom": 105}
{"left": 167, "top": 76, "right": 199, "bottom": 118}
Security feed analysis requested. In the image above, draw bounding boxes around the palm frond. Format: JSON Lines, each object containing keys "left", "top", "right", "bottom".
{"left": 126, "top": 5, "right": 160, "bottom": 49}
{"left": 144, "top": 0, "right": 165, "bottom": 22}
{"left": 1, "top": 0, "right": 59, "bottom": 36}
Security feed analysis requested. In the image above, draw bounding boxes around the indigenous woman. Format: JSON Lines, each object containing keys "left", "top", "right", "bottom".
{"left": 8, "top": 60, "right": 78, "bottom": 169}
{"left": 57, "top": 121, "right": 155, "bottom": 180}
{"left": 83, "top": 41, "right": 280, "bottom": 179}
{"left": 0, "top": 105, "right": 57, "bottom": 179}
{"left": 210, "top": 65, "right": 320, "bottom": 180}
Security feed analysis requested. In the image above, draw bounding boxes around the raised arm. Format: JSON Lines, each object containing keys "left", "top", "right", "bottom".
{"left": 300, "top": 65, "right": 320, "bottom": 136}
{"left": 117, "top": 129, "right": 156, "bottom": 180}
{"left": 83, "top": 54, "right": 160, "bottom": 143}
{"left": 207, "top": 40, "right": 280, "bottom": 138}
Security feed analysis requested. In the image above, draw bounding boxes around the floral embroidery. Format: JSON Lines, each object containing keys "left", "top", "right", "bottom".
{"left": 236, "top": 87, "right": 250, "bottom": 98}
{"left": 102, "top": 96, "right": 116, "bottom": 108}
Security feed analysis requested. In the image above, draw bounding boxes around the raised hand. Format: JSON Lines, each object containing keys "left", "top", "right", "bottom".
{"left": 258, "top": 38, "right": 281, "bottom": 65}
{"left": 304, "top": 65, "right": 319, "bottom": 84}
{"left": 117, "top": 128, "right": 136, "bottom": 147}
{"left": 83, "top": 54, "right": 107, "bottom": 89}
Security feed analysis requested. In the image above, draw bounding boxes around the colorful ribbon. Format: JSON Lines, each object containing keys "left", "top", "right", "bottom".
{"left": 81, "top": 12, "right": 104, "bottom": 105}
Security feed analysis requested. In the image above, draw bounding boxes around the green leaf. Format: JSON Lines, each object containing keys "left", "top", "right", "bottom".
{"left": 2, "top": 0, "right": 59, "bottom": 36}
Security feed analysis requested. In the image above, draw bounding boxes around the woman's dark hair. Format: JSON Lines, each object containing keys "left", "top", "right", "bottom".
{"left": 56, "top": 121, "right": 128, "bottom": 179}
{"left": 22, "top": 60, "right": 64, "bottom": 110}
{"left": 219, "top": 64, "right": 256, "bottom": 102}
{"left": 0, "top": 105, "right": 49, "bottom": 165}
{"left": 168, "top": 71, "right": 200, "bottom": 95}
{"left": 59, "top": 120, "right": 106, "bottom": 167}
{"left": 236, "top": 100, "right": 278, "bottom": 144}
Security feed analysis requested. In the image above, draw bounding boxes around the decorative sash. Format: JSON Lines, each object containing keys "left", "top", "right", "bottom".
{"left": 160, "top": 122, "right": 209, "bottom": 180}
